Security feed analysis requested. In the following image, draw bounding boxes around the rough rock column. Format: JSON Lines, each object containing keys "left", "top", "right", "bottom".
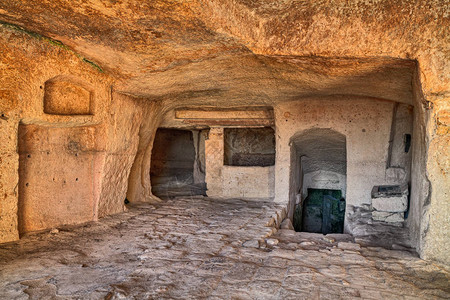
{"left": 421, "top": 94, "right": 450, "bottom": 265}
{"left": 205, "top": 127, "right": 224, "bottom": 197}
{"left": 274, "top": 107, "right": 291, "bottom": 205}
{"left": 0, "top": 115, "right": 19, "bottom": 243}
{"left": 126, "top": 100, "right": 164, "bottom": 203}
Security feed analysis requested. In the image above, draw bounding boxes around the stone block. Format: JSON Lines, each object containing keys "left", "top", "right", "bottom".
{"left": 385, "top": 167, "right": 407, "bottom": 183}
{"left": 371, "top": 184, "right": 408, "bottom": 198}
{"left": 280, "top": 219, "right": 294, "bottom": 230}
{"left": 372, "top": 194, "right": 408, "bottom": 212}
{"left": 338, "top": 242, "right": 361, "bottom": 251}
{"left": 371, "top": 184, "right": 408, "bottom": 212}
{"left": 265, "top": 238, "right": 279, "bottom": 246}
{"left": 242, "top": 239, "right": 260, "bottom": 248}
{"left": 372, "top": 211, "right": 404, "bottom": 223}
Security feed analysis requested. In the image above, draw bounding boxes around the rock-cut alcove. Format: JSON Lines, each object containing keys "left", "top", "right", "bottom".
{"left": 43, "top": 76, "right": 95, "bottom": 115}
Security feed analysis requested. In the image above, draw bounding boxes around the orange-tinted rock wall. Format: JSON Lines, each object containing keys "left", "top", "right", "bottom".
{"left": 0, "top": 1, "right": 448, "bottom": 265}
{"left": 18, "top": 123, "right": 106, "bottom": 233}
{"left": 0, "top": 24, "right": 136, "bottom": 239}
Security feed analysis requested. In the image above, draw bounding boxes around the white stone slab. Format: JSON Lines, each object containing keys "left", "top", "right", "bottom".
{"left": 372, "top": 194, "right": 408, "bottom": 212}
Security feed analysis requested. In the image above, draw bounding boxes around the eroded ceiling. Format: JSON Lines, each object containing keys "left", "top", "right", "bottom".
{"left": 0, "top": 0, "right": 447, "bottom": 104}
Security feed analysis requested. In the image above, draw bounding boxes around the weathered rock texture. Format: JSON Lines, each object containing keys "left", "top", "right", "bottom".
{"left": 97, "top": 92, "right": 145, "bottom": 218}
{"left": 276, "top": 98, "right": 397, "bottom": 207}
{"left": 0, "top": 24, "right": 113, "bottom": 243}
{"left": 0, "top": 198, "right": 449, "bottom": 299}
{"left": 0, "top": 0, "right": 448, "bottom": 266}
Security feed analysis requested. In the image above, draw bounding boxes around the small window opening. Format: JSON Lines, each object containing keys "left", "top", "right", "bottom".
{"left": 404, "top": 134, "right": 411, "bottom": 153}
{"left": 224, "top": 127, "right": 275, "bottom": 166}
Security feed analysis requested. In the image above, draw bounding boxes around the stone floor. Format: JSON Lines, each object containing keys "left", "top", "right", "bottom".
{"left": 0, "top": 197, "right": 449, "bottom": 299}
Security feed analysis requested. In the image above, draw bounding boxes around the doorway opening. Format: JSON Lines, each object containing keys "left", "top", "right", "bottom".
{"left": 150, "top": 128, "right": 206, "bottom": 198}
{"left": 301, "top": 188, "right": 346, "bottom": 234}
{"left": 290, "top": 128, "right": 347, "bottom": 234}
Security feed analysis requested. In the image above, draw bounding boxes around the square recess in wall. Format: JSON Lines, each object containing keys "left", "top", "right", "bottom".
{"left": 44, "top": 78, "right": 94, "bottom": 115}
{"left": 224, "top": 127, "right": 275, "bottom": 166}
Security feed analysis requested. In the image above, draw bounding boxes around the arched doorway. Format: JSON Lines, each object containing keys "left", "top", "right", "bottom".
{"left": 289, "top": 128, "right": 347, "bottom": 234}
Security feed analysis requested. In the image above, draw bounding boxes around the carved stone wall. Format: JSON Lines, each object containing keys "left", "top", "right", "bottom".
{"left": 18, "top": 123, "right": 106, "bottom": 233}
{"left": 205, "top": 127, "right": 275, "bottom": 199}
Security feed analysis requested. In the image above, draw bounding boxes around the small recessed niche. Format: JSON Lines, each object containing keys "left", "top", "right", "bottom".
{"left": 43, "top": 76, "right": 94, "bottom": 115}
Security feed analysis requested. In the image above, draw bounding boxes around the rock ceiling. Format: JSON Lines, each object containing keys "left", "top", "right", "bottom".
{"left": 0, "top": 0, "right": 447, "bottom": 104}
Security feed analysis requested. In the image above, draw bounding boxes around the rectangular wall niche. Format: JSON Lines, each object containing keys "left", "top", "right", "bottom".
{"left": 224, "top": 127, "right": 275, "bottom": 167}
{"left": 44, "top": 79, "right": 93, "bottom": 115}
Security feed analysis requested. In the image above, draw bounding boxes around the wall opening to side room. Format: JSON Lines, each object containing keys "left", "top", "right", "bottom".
{"left": 150, "top": 128, "right": 206, "bottom": 198}
{"left": 224, "top": 127, "right": 275, "bottom": 167}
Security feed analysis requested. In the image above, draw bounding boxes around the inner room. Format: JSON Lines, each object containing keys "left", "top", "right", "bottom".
{"left": 150, "top": 128, "right": 207, "bottom": 198}
{"left": 278, "top": 98, "right": 415, "bottom": 246}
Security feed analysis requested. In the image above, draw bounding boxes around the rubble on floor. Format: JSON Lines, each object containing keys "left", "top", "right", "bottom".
{"left": 345, "top": 204, "right": 414, "bottom": 252}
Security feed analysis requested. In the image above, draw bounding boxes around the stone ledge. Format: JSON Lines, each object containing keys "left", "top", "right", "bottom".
{"left": 372, "top": 211, "right": 404, "bottom": 223}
